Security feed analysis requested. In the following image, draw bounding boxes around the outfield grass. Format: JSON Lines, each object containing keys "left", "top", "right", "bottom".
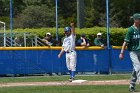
{"left": 0, "top": 85, "right": 139, "bottom": 93}
{"left": 0, "top": 74, "right": 131, "bottom": 83}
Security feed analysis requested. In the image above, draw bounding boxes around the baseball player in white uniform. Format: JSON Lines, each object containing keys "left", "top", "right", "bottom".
{"left": 58, "top": 23, "right": 77, "bottom": 82}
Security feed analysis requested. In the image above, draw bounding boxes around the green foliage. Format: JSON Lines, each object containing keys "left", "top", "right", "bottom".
{"left": 0, "top": 16, "right": 9, "bottom": 27}
{"left": 1, "top": 0, "right": 140, "bottom": 28}
{"left": 11, "top": 27, "right": 127, "bottom": 46}
{"left": 14, "top": 5, "right": 55, "bottom": 28}
{"left": 58, "top": 0, "right": 77, "bottom": 27}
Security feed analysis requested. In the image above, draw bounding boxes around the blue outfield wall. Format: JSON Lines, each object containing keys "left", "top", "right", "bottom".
{"left": 0, "top": 46, "right": 132, "bottom": 75}
{"left": 111, "top": 47, "right": 133, "bottom": 72}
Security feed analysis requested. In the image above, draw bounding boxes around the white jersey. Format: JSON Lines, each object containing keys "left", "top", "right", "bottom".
{"left": 62, "top": 34, "right": 76, "bottom": 52}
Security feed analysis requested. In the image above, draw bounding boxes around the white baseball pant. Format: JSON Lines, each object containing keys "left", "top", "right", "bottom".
{"left": 66, "top": 50, "right": 77, "bottom": 71}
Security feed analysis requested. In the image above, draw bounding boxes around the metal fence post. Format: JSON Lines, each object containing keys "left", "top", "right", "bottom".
{"left": 0, "top": 21, "right": 6, "bottom": 47}
{"left": 4, "top": 23, "right": 6, "bottom": 47}
{"left": 35, "top": 36, "right": 38, "bottom": 46}
{"left": 24, "top": 33, "right": 26, "bottom": 47}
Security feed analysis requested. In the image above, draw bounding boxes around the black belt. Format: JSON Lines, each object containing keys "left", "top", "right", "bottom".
{"left": 66, "top": 51, "right": 74, "bottom": 53}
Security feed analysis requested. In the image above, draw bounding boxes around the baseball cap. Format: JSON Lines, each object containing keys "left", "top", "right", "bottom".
{"left": 46, "top": 32, "right": 51, "bottom": 36}
{"left": 97, "top": 33, "right": 102, "bottom": 36}
{"left": 81, "top": 33, "right": 85, "bottom": 37}
{"left": 64, "top": 27, "right": 71, "bottom": 32}
{"left": 133, "top": 13, "right": 140, "bottom": 19}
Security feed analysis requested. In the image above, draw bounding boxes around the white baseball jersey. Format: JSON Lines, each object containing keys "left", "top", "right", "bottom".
{"left": 62, "top": 34, "right": 76, "bottom": 52}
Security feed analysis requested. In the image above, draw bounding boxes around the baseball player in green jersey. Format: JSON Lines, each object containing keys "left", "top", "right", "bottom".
{"left": 58, "top": 23, "right": 77, "bottom": 82}
{"left": 119, "top": 13, "right": 140, "bottom": 92}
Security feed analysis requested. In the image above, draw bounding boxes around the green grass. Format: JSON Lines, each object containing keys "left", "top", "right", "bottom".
{"left": 0, "top": 74, "right": 131, "bottom": 83}
{"left": 0, "top": 74, "right": 138, "bottom": 93}
{"left": 0, "top": 85, "right": 139, "bottom": 93}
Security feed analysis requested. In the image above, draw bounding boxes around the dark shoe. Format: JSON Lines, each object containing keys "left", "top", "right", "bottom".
{"left": 69, "top": 78, "right": 74, "bottom": 82}
{"left": 129, "top": 87, "right": 135, "bottom": 92}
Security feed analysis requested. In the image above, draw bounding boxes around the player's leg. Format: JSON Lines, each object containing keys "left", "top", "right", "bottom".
{"left": 66, "top": 54, "right": 72, "bottom": 80}
{"left": 70, "top": 51, "right": 77, "bottom": 79}
{"left": 66, "top": 54, "right": 70, "bottom": 70}
{"left": 130, "top": 51, "right": 140, "bottom": 82}
{"left": 129, "top": 69, "right": 137, "bottom": 92}
{"left": 129, "top": 51, "right": 140, "bottom": 91}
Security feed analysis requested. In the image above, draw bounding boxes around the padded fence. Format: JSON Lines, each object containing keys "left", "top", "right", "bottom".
{"left": 0, "top": 46, "right": 132, "bottom": 75}
{"left": 111, "top": 48, "right": 133, "bottom": 72}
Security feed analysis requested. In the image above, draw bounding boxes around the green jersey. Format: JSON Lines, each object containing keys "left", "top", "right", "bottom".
{"left": 124, "top": 26, "right": 140, "bottom": 51}
{"left": 94, "top": 38, "right": 104, "bottom": 46}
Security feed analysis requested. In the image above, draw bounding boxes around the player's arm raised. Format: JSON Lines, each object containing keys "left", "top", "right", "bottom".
{"left": 70, "top": 23, "right": 75, "bottom": 35}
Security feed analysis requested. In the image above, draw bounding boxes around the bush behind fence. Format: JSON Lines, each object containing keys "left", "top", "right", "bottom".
{"left": 0, "top": 27, "right": 127, "bottom": 47}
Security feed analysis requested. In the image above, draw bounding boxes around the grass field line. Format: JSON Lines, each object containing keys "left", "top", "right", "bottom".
{"left": 0, "top": 79, "right": 133, "bottom": 88}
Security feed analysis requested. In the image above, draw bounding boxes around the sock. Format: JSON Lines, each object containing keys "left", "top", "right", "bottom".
{"left": 69, "top": 70, "right": 72, "bottom": 78}
{"left": 71, "top": 71, "right": 75, "bottom": 78}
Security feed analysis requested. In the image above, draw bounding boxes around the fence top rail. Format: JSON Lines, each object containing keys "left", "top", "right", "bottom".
{"left": 0, "top": 46, "right": 105, "bottom": 50}
{"left": 112, "top": 46, "right": 123, "bottom": 49}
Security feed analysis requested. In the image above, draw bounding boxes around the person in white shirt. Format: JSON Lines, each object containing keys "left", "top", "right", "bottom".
{"left": 58, "top": 23, "right": 77, "bottom": 82}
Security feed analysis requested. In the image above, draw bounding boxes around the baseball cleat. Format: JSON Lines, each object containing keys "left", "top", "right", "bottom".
{"left": 129, "top": 87, "right": 135, "bottom": 92}
{"left": 69, "top": 78, "right": 74, "bottom": 82}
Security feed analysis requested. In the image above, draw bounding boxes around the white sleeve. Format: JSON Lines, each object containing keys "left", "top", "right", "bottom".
{"left": 62, "top": 39, "right": 71, "bottom": 52}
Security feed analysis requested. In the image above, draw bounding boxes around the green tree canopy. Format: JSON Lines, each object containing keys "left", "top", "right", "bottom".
{"left": 0, "top": 0, "right": 140, "bottom": 28}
